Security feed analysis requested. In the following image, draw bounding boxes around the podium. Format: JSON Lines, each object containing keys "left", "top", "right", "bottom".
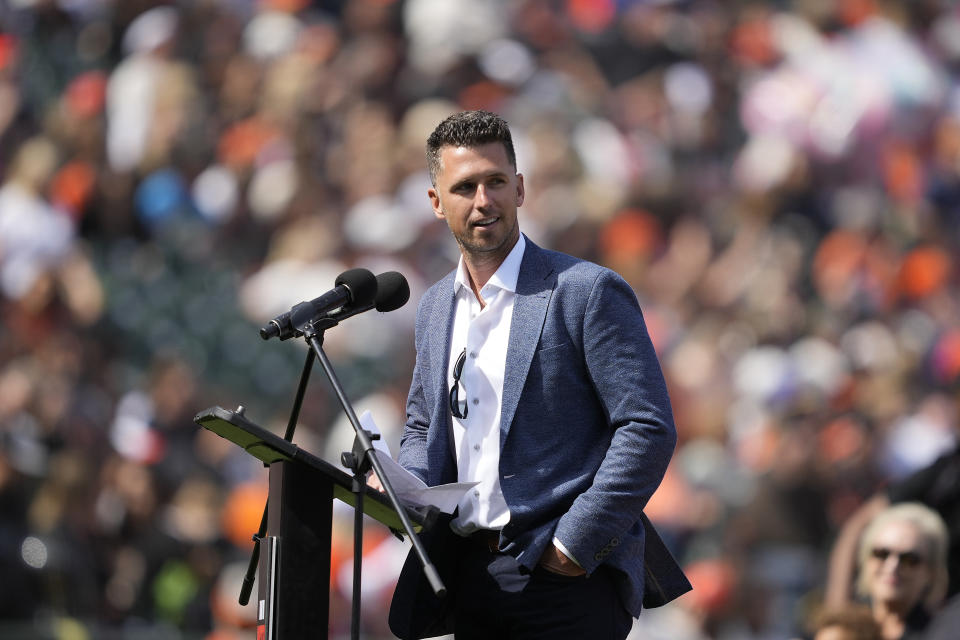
{"left": 195, "top": 406, "right": 437, "bottom": 639}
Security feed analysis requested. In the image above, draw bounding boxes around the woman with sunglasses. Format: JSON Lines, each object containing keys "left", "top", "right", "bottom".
{"left": 855, "top": 502, "right": 949, "bottom": 639}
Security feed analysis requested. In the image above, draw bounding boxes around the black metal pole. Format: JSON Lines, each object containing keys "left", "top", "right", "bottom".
{"left": 351, "top": 470, "right": 364, "bottom": 640}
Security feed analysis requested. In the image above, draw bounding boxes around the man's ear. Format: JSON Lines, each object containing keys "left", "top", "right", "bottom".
{"left": 516, "top": 173, "right": 525, "bottom": 207}
{"left": 428, "top": 187, "right": 444, "bottom": 220}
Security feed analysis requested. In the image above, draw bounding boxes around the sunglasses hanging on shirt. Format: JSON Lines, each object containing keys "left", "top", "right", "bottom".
{"left": 449, "top": 347, "right": 468, "bottom": 419}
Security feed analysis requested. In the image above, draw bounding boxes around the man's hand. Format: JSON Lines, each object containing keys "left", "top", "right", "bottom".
{"left": 538, "top": 543, "right": 586, "bottom": 577}
{"left": 367, "top": 471, "right": 385, "bottom": 492}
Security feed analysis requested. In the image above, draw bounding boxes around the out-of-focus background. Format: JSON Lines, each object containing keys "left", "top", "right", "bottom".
{"left": 2, "top": 0, "right": 960, "bottom": 638}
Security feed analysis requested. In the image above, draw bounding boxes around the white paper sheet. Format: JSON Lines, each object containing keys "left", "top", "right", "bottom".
{"left": 354, "top": 411, "right": 477, "bottom": 514}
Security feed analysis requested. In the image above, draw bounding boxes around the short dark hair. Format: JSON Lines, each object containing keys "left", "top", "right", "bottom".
{"left": 426, "top": 110, "right": 517, "bottom": 185}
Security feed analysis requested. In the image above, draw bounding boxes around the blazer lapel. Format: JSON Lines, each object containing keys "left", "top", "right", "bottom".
{"left": 428, "top": 272, "right": 456, "bottom": 400}
{"left": 425, "top": 271, "right": 457, "bottom": 486}
{"left": 500, "top": 239, "right": 555, "bottom": 446}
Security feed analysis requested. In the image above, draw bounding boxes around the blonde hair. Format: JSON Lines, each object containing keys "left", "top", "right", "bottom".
{"left": 855, "top": 502, "right": 949, "bottom": 609}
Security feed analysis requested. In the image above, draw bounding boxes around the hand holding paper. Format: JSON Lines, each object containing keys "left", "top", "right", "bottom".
{"left": 355, "top": 411, "right": 477, "bottom": 514}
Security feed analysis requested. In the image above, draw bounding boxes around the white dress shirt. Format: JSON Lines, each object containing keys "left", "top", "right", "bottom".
{"left": 447, "top": 235, "right": 526, "bottom": 535}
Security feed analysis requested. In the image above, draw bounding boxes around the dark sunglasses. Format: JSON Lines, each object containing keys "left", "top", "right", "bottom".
{"left": 870, "top": 547, "right": 925, "bottom": 568}
{"left": 449, "top": 348, "right": 468, "bottom": 419}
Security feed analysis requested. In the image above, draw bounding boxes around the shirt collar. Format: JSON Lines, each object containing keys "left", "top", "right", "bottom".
{"left": 453, "top": 234, "right": 526, "bottom": 296}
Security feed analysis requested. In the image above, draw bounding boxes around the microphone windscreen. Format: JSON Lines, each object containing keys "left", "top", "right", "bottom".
{"left": 374, "top": 271, "right": 410, "bottom": 312}
{"left": 335, "top": 268, "right": 378, "bottom": 307}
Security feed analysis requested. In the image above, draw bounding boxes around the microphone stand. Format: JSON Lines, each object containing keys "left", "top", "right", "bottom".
{"left": 237, "top": 313, "right": 445, "bottom": 640}
{"left": 300, "top": 319, "right": 446, "bottom": 640}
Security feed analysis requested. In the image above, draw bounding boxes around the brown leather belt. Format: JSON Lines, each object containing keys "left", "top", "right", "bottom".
{"left": 467, "top": 529, "right": 501, "bottom": 553}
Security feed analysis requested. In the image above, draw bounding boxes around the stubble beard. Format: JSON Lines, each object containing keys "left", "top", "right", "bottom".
{"left": 453, "top": 217, "right": 519, "bottom": 267}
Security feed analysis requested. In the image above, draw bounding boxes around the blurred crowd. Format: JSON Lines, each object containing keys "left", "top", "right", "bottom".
{"left": 2, "top": 0, "right": 960, "bottom": 638}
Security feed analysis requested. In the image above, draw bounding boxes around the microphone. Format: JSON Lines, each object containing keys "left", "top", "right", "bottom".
{"left": 259, "top": 268, "right": 378, "bottom": 340}
{"left": 331, "top": 271, "right": 409, "bottom": 322}
{"left": 373, "top": 271, "right": 410, "bottom": 311}
{"left": 294, "top": 270, "right": 409, "bottom": 331}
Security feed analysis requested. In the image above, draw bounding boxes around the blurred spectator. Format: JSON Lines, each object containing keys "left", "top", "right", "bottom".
{"left": 810, "top": 605, "right": 881, "bottom": 640}
{"left": 854, "top": 503, "right": 948, "bottom": 639}
{"left": 106, "top": 6, "right": 194, "bottom": 175}
{"left": 826, "top": 443, "right": 960, "bottom": 618}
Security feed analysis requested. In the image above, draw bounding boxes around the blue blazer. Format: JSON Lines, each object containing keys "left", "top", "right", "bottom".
{"left": 390, "top": 237, "right": 690, "bottom": 638}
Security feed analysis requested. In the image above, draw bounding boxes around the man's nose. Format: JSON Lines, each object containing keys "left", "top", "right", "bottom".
{"left": 475, "top": 183, "right": 491, "bottom": 206}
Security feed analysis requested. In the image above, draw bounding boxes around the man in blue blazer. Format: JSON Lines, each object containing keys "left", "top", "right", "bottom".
{"left": 388, "top": 111, "right": 690, "bottom": 639}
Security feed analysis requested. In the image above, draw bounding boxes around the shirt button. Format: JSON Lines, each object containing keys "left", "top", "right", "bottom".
{"left": 472, "top": 398, "right": 479, "bottom": 405}
{"left": 470, "top": 351, "right": 477, "bottom": 358}
{"left": 473, "top": 444, "right": 480, "bottom": 452}
{"left": 473, "top": 490, "right": 480, "bottom": 497}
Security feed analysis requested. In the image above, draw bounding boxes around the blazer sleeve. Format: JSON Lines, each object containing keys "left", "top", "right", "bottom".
{"left": 552, "top": 268, "right": 677, "bottom": 574}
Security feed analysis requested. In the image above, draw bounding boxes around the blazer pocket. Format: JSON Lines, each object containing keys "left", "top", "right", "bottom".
{"left": 530, "top": 341, "right": 582, "bottom": 392}
{"left": 536, "top": 340, "right": 574, "bottom": 354}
